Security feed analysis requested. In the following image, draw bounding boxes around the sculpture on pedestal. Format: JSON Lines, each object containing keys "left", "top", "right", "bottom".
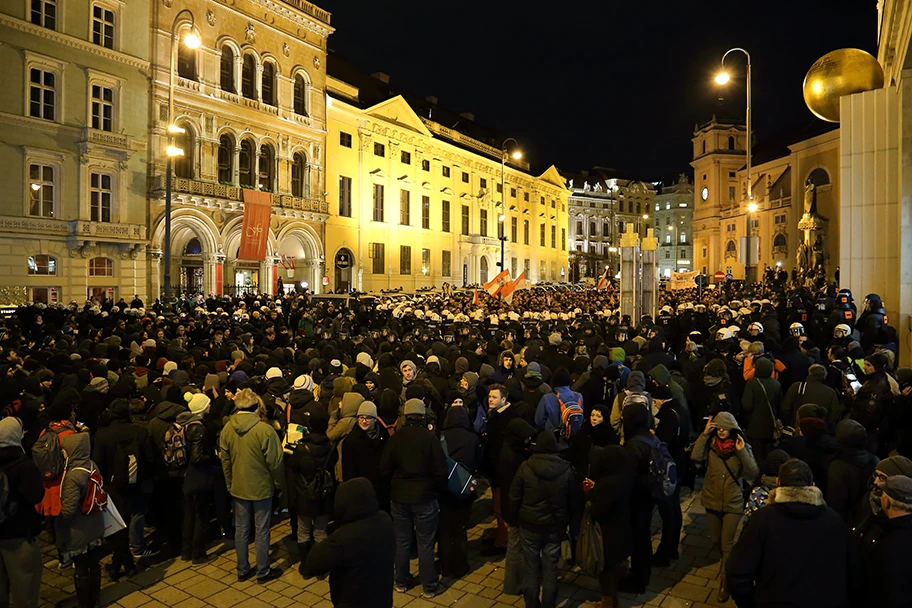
{"left": 796, "top": 175, "right": 829, "bottom": 287}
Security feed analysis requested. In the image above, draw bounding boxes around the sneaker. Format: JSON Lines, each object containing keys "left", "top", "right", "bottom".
{"left": 394, "top": 583, "right": 409, "bottom": 593}
{"left": 131, "top": 548, "right": 160, "bottom": 559}
{"left": 421, "top": 586, "right": 440, "bottom": 599}
{"left": 192, "top": 554, "right": 215, "bottom": 566}
{"left": 257, "top": 567, "right": 283, "bottom": 584}
{"left": 237, "top": 570, "right": 255, "bottom": 583}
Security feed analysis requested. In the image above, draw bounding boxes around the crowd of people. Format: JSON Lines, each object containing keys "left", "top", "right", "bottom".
{"left": 0, "top": 280, "right": 908, "bottom": 608}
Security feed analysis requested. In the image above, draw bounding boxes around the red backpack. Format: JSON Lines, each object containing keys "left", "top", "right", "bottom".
{"left": 70, "top": 467, "right": 108, "bottom": 514}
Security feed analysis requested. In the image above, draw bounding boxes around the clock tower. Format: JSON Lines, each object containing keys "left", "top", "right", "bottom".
{"left": 690, "top": 116, "right": 747, "bottom": 277}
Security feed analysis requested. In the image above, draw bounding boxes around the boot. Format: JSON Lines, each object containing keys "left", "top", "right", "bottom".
{"left": 89, "top": 565, "right": 102, "bottom": 608}
{"left": 74, "top": 567, "right": 94, "bottom": 608}
{"left": 297, "top": 542, "right": 312, "bottom": 576}
{"left": 718, "top": 560, "right": 730, "bottom": 603}
{"left": 600, "top": 595, "right": 615, "bottom": 608}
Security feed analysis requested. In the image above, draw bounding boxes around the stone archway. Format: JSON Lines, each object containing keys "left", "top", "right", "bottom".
{"left": 150, "top": 209, "right": 220, "bottom": 297}
{"left": 276, "top": 223, "right": 323, "bottom": 295}
{"left": 479, "top": 256, "right": 489, "bottom": 285}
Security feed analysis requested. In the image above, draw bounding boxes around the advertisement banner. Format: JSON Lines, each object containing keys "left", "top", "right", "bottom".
{"left": 238, "top": 189, "right": 272, "bottom": 261}
{"left": 669, "top": 271, "right": 698, "bottom": 290}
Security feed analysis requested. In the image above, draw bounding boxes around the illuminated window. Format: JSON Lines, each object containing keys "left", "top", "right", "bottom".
{"left": 90, "top": 172, "right": 112, "bottom": 222}
{"left": 399, "top": 190, "right": 410, "bottom": 226}
{"left": 400, "top": 245, "right": 411, "bottom": 275}
{"left": 28, "top": 254, "right": 57, "bottom": 275}
{"left": 220, "top": 46, "right": 235, "bottom": 93}
{"left": 28, "top": 164, "right": 55, "bottom": 217}
{"left": 173, "top": 125, "right": 193, "bottom": 178}
{"left": 89, "top": 257, "right": 114, "bottom": 277}
{"left": 441, "top": 200, "right": 450, "bottom": 232}
{"left": 421, "top": 248, "right": 430, "bottom": 272}
{"left": 372, "top": 184, "right": 384, "bottom": 222}
{"left": 339, "top": 176, "right": 352, "bottom": 217}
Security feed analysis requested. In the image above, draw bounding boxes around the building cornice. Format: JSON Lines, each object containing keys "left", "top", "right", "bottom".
{"left": 0, "top": 15, "right": 150, "bottom": 72}
{"left": 0, "top": 110, "right": 83, "bottom": 138}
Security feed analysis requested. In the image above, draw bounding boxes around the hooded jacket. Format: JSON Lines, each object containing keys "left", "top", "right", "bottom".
{"left": 0, "top": 418, "right": 44, "bottom": 540}
{"left": 826, "top": 419, "right": 879, "bottom": 525}
{"left": 327, "top": 392, "right": 365, "bottom": 481}
{"left": 55, "top": 433, "right": 105, "bottom": 557}
{"left": 218, "top": 410, "right": 284, "bottom": 501}
{"left": 287, "top": 430, "right": 335, "bottom": 516}
{"left": 858, "top": 513, "right": 912, "bottom": 607}
{"left": 534, "top": 384, "right": 583, "bottom": 435}
{"left": 497, "top": 418, "right": 537, "bottom": 526}
{"left": 146, "top": 399, "right": 187, "bottom": 451}
{"left": 509, "top": 433, "right": 580, "bottom": 533}
{"left": 304, "top": 478, "right": 395, "bottom": 608}
{"left": 692, "top": 412, "right": 759, "bottom": 513}
{"left": 379, "top": 415, "right": 447, "bottom": 505}
{"left": 781, "top": 365, "right": 841, "bottom": 426}
{"left": 92, "top": 399, "right": 156, "bottom": 489}
{"left": 741, "top": 357, "right": 784, "bottom": 440}
{"left": 647, "top": 364, "right": 688, "bottom": 412}
{"left": 340, "top": 421, "right": 389, "bottom": 499}
{"left": 611, "top": 370, "right": 653, "bottom": 443}
{"left": 588, "top": 445, "right": 634, "bottom": 565}
{"left": 442, "top": 406, "right": 481, "bottom": 475}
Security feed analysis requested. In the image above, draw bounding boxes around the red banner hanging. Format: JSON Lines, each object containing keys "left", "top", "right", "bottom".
{"left": 239, "top": 189, "right": 272, "bottom": 261}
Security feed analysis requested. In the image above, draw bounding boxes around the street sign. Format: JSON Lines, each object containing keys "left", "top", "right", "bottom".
{"left": 335, "top": 252, "right": 351, "bottom": 269}
{"left": 714, "top": 271, "right": 726, "bottom": 283}
{"left": 726, "top": 272, "right": 733, "bottom": 282}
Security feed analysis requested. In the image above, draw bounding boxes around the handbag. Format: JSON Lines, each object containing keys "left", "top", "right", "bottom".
{"left": 440, "top": 437, "right": 477, "bottom": 499}
{"left": 720, "top": 452, "right": 750, "bottom": 506}
{"left": 101, "top": 499, "right": 126, "bottom": 538}
{"left": 757, "top": 381, "right": 785, "bottom": 442}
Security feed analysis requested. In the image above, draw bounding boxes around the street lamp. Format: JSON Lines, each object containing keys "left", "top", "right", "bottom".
{"left": 163, "top": 9, "right": 199, "bottom": 303}
{"left": 716, "top": 47, "right": 754, "bottom": 283}
{"left": 499, "top": 137, "right": 521, "bottom": 273}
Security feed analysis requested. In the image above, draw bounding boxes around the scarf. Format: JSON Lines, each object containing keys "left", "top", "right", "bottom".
{"left": 365, "top": 421, "right": 380, "bottom": 440}
{"left": 704, "top": 375, "right": 722, "bottom": 387}
{"left": 714, "top": 436, "right": 737, "bottom": 456}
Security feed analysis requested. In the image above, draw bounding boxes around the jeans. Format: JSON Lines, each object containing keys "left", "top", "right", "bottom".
{"left": 655, "top": 486, "right": 682, "bottom": 559}
{"left": 519, "top": 529, "right": 562, "bottom": 608}
{"left": 491, "top": 487, "right": 509, "bottom": 548}
{"left": 297, "top": 514, "right": 328, "bottom": 544}
{"left": 437, "top": 499, "right": 472, "bottom": 577}
{"left": 629, "top": 498, "right": 654, "bottom": 586}
{"left": 503, "top": 526, "right": 524, "bottom": 595}
{"left": 391, "top": 500, "right": 439, "bottom": 592}
{"left": 183, "top": 492, "right": 211, "bottom": 560}
{"left": 707, "top": 510, "right": 742, "bottom": 592}
{"left": 234, "top": 497, "right": 273, "bottom": 578}
{"left": 129, "top": 492, "right": 150, "bottom": 552}
{"left": 0, "top": 537, "right": 42, "bottom": 608}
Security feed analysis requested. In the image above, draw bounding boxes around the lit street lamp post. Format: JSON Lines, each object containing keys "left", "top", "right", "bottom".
{"left": 163, "top": 10, "right": 200, "bottom": 303}
{"left": 499, "top": 138, "right": 521, "bottom": 274}
{"left": 716, "top": 47, "right": 755, "bottom": 284}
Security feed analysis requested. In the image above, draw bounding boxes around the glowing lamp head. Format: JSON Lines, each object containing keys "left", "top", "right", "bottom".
{"left": 498, "top": 214, "right": 506, "bottom": 222}
{"left": 167, "top": 124, "right": 186, "bottom": 134}
{"left": 31, "top": 183, "right": 41, "bottom": 191}
{"left": 183, "top": 32, "right": 201, "bottom": 49}
{"left": 166, "top": 145, "right": 185, "bottom": 157}
{"left": 667, "top": 225, "right": 674, "bottom": 231}
{"left": 747, "top": 202, "right": 758, "bottom": 213}
{"left": 715, "top": 72, "right": 731, "bottom": 85}
{"left": 511, "top": 151, "right": 523, "bottom": 160}
{"left": 643, "top": 214, "right": 649, "bottom": 220}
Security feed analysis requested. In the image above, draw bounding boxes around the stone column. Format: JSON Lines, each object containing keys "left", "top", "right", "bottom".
{"left": 619, "top": 224, "right": 641, "bottom": 321}
{"left": 148, "top": 249, "right": 162, "bottom": 302}
{"left": 641, "top": 228, "right": 659, "bottom": 319}
{"left": 214, "top": 252, "right": 226, "bottom": 295}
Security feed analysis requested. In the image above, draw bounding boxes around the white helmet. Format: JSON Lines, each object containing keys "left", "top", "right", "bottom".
{"left": 716, "top": 327, "right": 733, "bottom": 341}
{"left": 729, "top": 325, "right": 741, "bottom": 338}
{"left": 748, "top": 322, "right": 764, "bottom": 336}
{"left": 790, "top": 322, "right": 805, "bottom": 336}
{"left": 834, "top": 324, "right": 851, "bottom": 338}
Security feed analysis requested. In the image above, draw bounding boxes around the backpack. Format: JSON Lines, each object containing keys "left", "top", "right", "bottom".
{"left": 162, "top": 420, "right": 201, "bottom": 470}
{"left": 575, "top": 502, "right": 604, "bottom": 576}
{"left": 556, "top": 391, "right": 584, "bottom": 439}
{"left": 0, "top": 458, "right": 24, "bottom": 526}
{"left": 33, "top": 426, "right": 68, "bottom": 481}
{"left": 69, "top": 466, "right": 108, "bottom": 514}
{"left": 110, "top": 437, "right": 140, "bottom": 486}
{"left": 631, "top": 433, "right": 678, "bottom": 501}
{"left": 301, "top": 444, "right": 334, "bottom": 502}
{"left": 440, "top": 436, "right": 477, "bottom": 499}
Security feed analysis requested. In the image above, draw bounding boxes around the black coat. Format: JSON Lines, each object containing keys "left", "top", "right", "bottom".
{"left": 567, "top": 406, "right": 617, "bottom": 482}
{"left": 441, "top": 407, "right": 481, "bottom": 473}
{"left": 857, "top": 514, "right": 912, "bottom": 608}
{"left": 92, "top": 417, "right": 156, "bottom": 489}
{"left": 341, "top": 423, "right": 388, "bottom": 498}
{"left": 379, "top": 420, "right": 447, "bottom": 505}
{"left": 483, "top": 403, "right": 523, "bottom": 484}
{"left": 509, "top": 451, "right": 580, "bottom": 534}
{"left": 827, "top": 445, "right": 879, "bottom": 525}
{"left": 287, "top": 388, "right": 329, "bottom": 432}
{"left": 287, "top": 432, "right": 335, "bottom": 516}
{"left": 727, "top": 485, "right": 856, "bottom": 608}
{"left": 304, "top": 478, "right": 395, "bottom": 608}
{"left": 497, "top": 418, "right": 537, "bottom": 526}
{"left": 0, "top": 445, "right": 44, "bottom": 540}
{"left": 776, "top": 348, "right": 812, "bottom": 394}
{"left": 588, "top": 446, "right": 634, "bottom": 566}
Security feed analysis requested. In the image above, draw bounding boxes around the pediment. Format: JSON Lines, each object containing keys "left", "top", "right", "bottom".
{"left": 370, "top": 168, "right": 389, "bottom": 180}
{"left": 538, "top": 165, "right": 570, "bottom": 190}
{"left": 365, "top": 96, "right": 434, "bottom": 137}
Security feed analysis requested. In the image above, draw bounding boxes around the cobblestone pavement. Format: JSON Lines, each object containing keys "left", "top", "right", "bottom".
{"left": 39, "top": 483, "right": 737, "bottom": 608}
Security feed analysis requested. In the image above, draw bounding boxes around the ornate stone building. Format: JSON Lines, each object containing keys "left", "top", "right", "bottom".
{"left": 0, "top": 0, "right": 151, "bottom": 304}
{"left": 653, "top": 174, "right": 694, "bottom": 278}
{"left": 148, "top": 0, "right": 332, "bottom": 297}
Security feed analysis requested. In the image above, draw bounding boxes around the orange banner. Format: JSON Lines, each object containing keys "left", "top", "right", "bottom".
{"left": 239, "top": 189, "right": 272, "bottom": 261}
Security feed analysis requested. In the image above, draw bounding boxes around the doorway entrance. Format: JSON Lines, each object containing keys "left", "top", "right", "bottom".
{"left": 480, "top": 257, "right": 489, "bottom": 285}
{"left": 234, "top": 268, "right": 259, "bottom": 295}
{"left": 334, "top": 248, "right": 353, "bottom": 293}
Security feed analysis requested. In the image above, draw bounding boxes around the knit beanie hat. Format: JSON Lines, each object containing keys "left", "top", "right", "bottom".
{"left": 876, "top": 455, "right": 912, "bottom": 478}
{"left": 185, "top": 391, "right": 211, "bottom": 415}
{"left": 357, "top": 402, "right": 378, "bottom": 418}
{"left": 88, "top": 377, "right": 108, "bottom": 392}
{"left": 525, "top": 362, "right": 542, "bottom": 380}
{"left": 163, "top": 361, "right": 178, "bottom": 375}
{"left": 356, "top": 352, "right": 374, "bottom": 369}
{"left": 403, "top": 398, "right": 426, "bottom": 416}
{"left": 204, "top": 373, "right": 220, "bottom": 391}
{"left": 293, "top": 374, "right": 314, "bottom": 391}
{"left": 265, "top": 367, "right": 282, "bottom": 379}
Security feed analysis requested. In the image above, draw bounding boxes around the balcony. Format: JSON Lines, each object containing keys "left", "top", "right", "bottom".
{"left": 458, "top": 234, "right": 503, "bottom": 247}
{"left": 151, "top": 176, "right": 329, "bottom": 215}
{"left": 279, "top": 0, "right": 331, "bottom": 25}
{"left": 0, "top": 215, "right": 145, "bottom": 241}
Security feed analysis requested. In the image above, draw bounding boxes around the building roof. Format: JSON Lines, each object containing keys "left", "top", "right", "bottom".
{"left": 749, "top": 119, "right": 839, "bottom": 167}
{"left": 560, "top": 167, "right": 659, "bottom": 192}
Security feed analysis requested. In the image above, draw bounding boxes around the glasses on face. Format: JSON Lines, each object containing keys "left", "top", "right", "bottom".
{"left": 357, "top": 416, "right": 374, "bottom": 422}
{"left": 873, "top": 471, "right": 889, "bottom": 485}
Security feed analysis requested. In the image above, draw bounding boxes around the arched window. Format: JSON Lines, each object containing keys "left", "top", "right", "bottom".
{"left": 808, "top": 167, "right": 830, "bottom": 186}
{"left": 89, "top": 257, "right": 113, "bottom": 277}
{"left": 238, "top": 139, "right": 255, "bottom": 187}
{"left": 183, "top": 238, "right": 202, "bottom": 256}
{"left": 241, "top": 54, "right": 256, "bottom": 100}
{"left": 773, "top": 233, "right": 788, "bottom": 250}
{"left": 261, "top": 62, "right": 276, "bottom": 106}
{"left": 479, "top": 256, "right": 489, "bottom": 285}
{"left": 258, "top": 143, "right": 274, "bottom": 192}
{"left": 291, "top": 151, "right": 308, "bottom": 197}
{"left": 173, "top": 125, "right": 194, "bottom": 178}
{"left": 294, "top": 74, "right": 308, "bottom": 116}
{"left": 725, "top": 240, "right": 737, "bottom": 254}
{"left": 728, "top": 136, "right": 736, "bottom": 150}
{"left": 217, "top": 134, "right": 234, "bottom": 184}
{"left": 220, "top": 45, "right": 235, "bottom": 93}
{"left": 177, "top": 40, "right": 196, "bottom": 81}
{"left": 28, "top": 254, "right": 57, "bottom": 275}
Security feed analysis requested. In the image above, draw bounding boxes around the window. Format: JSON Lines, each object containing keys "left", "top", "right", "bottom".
{"left": 618, "top": 221, "right": 625, "bottom": 234}
{"left": 808, "top": 167, "right": 831, "bottom": 186}
{"left": 220, "top": 46, "right": 235, "bottom": 92}
{"left": 258, "top": 144, "right": 274, "bottom": 191}
{"left": 524, "top": 258, "right": 530, "bottom": 277}
{"left": 28, "top": 254, "right": 57, "bottom": 275}
{"left": 540, "top": 196, "right": 545, "bottom": 205}
{"left": 442, "top": 250, "right": 451, "bottom": 276}
{"left": 293, "top": 74, "right": 307, "bottom": 115}
{"left": 92, "top": 5, "right": 115, "bottom": 49}
{"left": 442, "top": 166, "right": 450, "bottom": 178}
{"left": 399, "top": 190, "right": 410, "bottom": 225}
{"left": 261, "top": 62, "right": 276, "bottom": 106}
{"left": 422, "top": 159, "right": 430, "bottom": 171}
{"left": 89, "top": 257, "right": 113, "bottom": 277}
{"left": 540, "top": 223, "right": 546, "bottom": 247}
{"left": 28, "top": 163, "right": 54, "bottom": 217}
{"left": 603, "top": 222, "right": 610, "bottom": 238}
{"left": 511, "top": 257, "right": 518, "bottom": 277}
{"left": 373, "top": 142, "right": 385, "bottom": 157}
{"left": 421, "top": 195, "right": 430, "bottom": 229}
{"left": 561, "top": 228, "right": 566, "bottom": 251}
{"left": 590, "top": 221, "right": 597, "bottom": 237}
{"left": 339, "top": 132, "right": 352, "bottom": 148}
{"left": 291, "top": 152, "right": 308, "bottom": 197}
{"left": 217, "top": 134, "right": 234, "bottom": 183}
{"left": 461, "top": 205, "right": 469, "bottom": 235}
{"left": 511, "top": 217, "right": 518, "bottom": 242}
{"left": 729, "top": 171, "right": 736, "bottom": 178}
{"left": 551, "top": 199, "right": 556, "bottom": 208}
{"left": 239, "top": 139, "right": 255, "bottom": 187}
{"left": 372, "top": 184, "right": 384, "bottom": 222}
{"left": 400, "top": 245, "right": 411, "bottom": 275}
{"left": 665, "top": 249, "right": 671, "bottom": 259}
{"left": 370, "top": 243, "right": 385, "bottom": 274}
{"left": 728, "top": 136, "right": 736, "bottom": 150}
{"left": 729, "top": 186, "right": 736, "bottom": 201}
{"left": 726, "top": 240, "right": 737, "bottom": 254}
{"left": 479, "top": 177, "right": 487, "bottom": 190}
{"left": 177, "top": 39, "right": 196, "bottom": 81}
{"left": 511, "top": 187, "right": 517, "bottom": 198}
{"left": 90, "top": 172, "right": 112, "bottom": 222}
{"left": 524, "top": 192, "right": 530, "bottom": 202}
{"left": 91, "top": 84, "right": 114, "bottom": 131}
{"left": 480, "top": 209, "right": 488, "bottom": 236}
{"left": 496, "top": 183, "right": 502, "bottom": 194}
{"left": 680, "top": 249, "right": 687, "bottom": 259}
{"left": 29, "top": 68, "right": 56, "bottom": 121}
{"left": 680, "top": 232, "right": 687, "bottom": 243}
{"left": 461, "top": 171, "right": 469, "bottom": 184}
{"left": 241, "top": 54, "right": 256, "bottom": 99}
{"left": 774, "top": 213, "right": 787, "bottom": 225}
{"left": 773, "top": 233, "right": 788, "bottom": 251}
{"left": 551, "top": 226, "right": 556, "bottom": 248}
{"left": 31, "top": 0, "right": 56, "bottom": 29}
{"left": 702, "top": 141, "right": 706, "bottom": 154}
{"left": 497, "top": 216, "right": 504, "bottom": 239}
{"left": 421, "top": 248, "right": 430, "bottom": 273}
{"left": 339, "top": 176, "right": 352, "bottom": 217}
{"left": 666, "top": 234, "right": 672, "bottom": 244}
{"left": 523, "top": 220, "right": 529, "bottom": 245}
{"left": 400, "top": 150, "right": 411, "bottom": 164}
{"left": 576, "top": 220, "right": 583, "bottom": 235}
{"left": 441, "top": 200, "right": 450, "bottom": 232}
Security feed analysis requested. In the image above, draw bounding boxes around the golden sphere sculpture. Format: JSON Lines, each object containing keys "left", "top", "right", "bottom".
{"left": 803, "top": 48, "right": 885, "bottom": 123}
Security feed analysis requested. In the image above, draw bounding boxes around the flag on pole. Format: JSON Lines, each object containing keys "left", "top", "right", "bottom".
{"left": 501, "top": 271, "right": 527, "bottom": 304}
{"left": 472, "top": 289, "right": 480, "bottom": 306}
{"left": 596, "top": 268, "right": 610, "bottom": 290}
{"left": 484, "top": 270, "right": 511, "bottom": 297}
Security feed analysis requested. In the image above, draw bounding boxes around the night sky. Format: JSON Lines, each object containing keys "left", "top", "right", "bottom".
{"left": 318, "top": 0, "right": 878, "bottom": 182}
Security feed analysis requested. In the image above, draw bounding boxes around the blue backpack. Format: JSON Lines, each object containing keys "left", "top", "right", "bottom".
{"left": 556, "top": 391, "right": 584, "bottom": 439}
{"left": 631, "top": 433, "right": 678, "bottom": 501}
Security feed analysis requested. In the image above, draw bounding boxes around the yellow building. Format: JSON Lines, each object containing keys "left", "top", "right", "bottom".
{"left": 147, "top": 0, "right": 332, "bottom": 297}
{"left": 691, "top": 117, "right": 839, "bottom": 280}
{"left": 324, "top": 59, "right": 569, "bottom": 293}
{"left": 0, "top": 0, "right": 151, "bottom": 304}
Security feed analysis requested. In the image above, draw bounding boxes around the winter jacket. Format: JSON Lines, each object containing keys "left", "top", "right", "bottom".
{"left": 287, "top": 387, "right": 329, "bottom": 432}
{"left": 647, "top": 364, "right": 688, "bottom": 415}
{"left": 0, "top": 420, "right": 44, "bottom": 541}
{"left": 588, "top": 445, "right": 634, "bottom": 566}
{"left": 776, "top": 347, "right": 812, "bottom": 394}
{"left": 727, "top": 485, "right": 855, "bottom": 608}
{"left": 611, "top": 371, "right": 654, "bottom": 443}
{"left": 826, "top": 420, "right": 879, "bottom": 525}
{"left": 741, "top": 359, "right": 783, "bottom": 440}
{"left": 340, "top": 423, "right": 389, "bottom": 504}
{"left": 781, "top": 376, "right": 842, "bottom": 426}
{"left": 304, "top": 478, "right": 395, "bottom": 608}
{"left": 857, "top": 513, "right": 912, "bottom": 607}
{"left": 218, "top": 411, "right": 284, "bottom": 501}
{"left": 497, "top": 418, "right": 537, "bottom": 526}
{"left": 327, "top": 392, "right": 364, "bottom": 481}
{"left": 483, "top": 403, "right": 523, "bottom": 483}
{"left": 534, "top": 385, "right": 582, "bottom": 434}
{"left": 567, "top": 405, "right": 618, "bottom": 481}
{"left": 35, "top": 421, "right": 78, "bottom": 516}
{"left": 287, "top": 432, "right": 335, "bottom": 516}
{"left": 851, "top": 370, "right": 894, "bottom": 434}
{"left": 55, "top": 433, "right": 105, "bottom": 558}
{"left": 692, "top": 412, "right": 759, "bottom": 514}
{"left": 146, "top": 400, "right": 187, "bottom": 451}
{"left": 509, "top": 444, "right": 580, "bottom": 534}
{"left": 441, "top": 407, "right": 481, "bottom": 474}
{"left": 176, "top": 410, "right": 217, "bottom": 495}
{"left": 92, "top": 402, "right": 156, "bottom": 490}
{"left": 622, "top": 402, "right": 656, "bottom": 504}
{"left": 379, "top": 418, "right": 447, "bottom": 505}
